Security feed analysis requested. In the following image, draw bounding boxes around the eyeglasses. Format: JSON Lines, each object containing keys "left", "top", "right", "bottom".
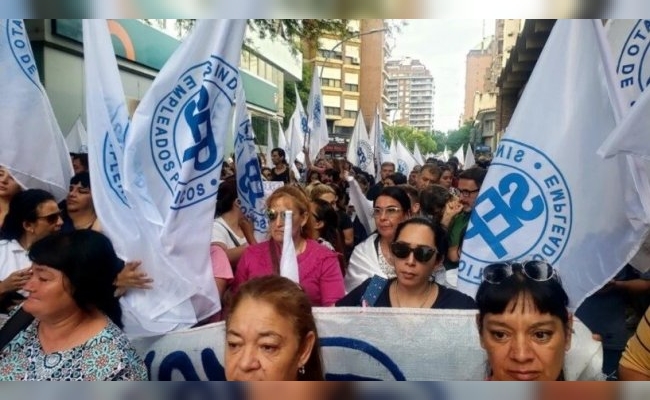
{"left": 36, "top": 211, "right": 62, "bottom": 224}
{"left": 390, "top": 241, "right": 437, "bottom": 263}
{"left": 482, "top": 260, "right": 556, "bottom": 284}
{"left": 266, "top": 209, "right": 288, "bottom": 221}
{"left": 372, "top": 206, "right": 402, "bottom": 218}
{"left": 458, "top": 188, "right": 480, "bottom": 197}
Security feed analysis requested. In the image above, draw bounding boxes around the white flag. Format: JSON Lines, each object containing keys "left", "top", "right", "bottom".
{"left": 65, "top": 117, "right": 88, "bottom": 154}
{"left": 371, "top": 109, "right": 391, "bottom": 174}
{"left": 279, "top": 210, "right": 300, "bottom": 283}
{"left": 452, "top": 145, "right": 465, "bottom": 167}
{"left": 265, "top": 118, "right": 274, "bottom": 168}
{"left": 277, "top": 120, "right": 287, "bottom": 151}
{"left": 123, "top": 20, "right": 247, "bottom": 328}
{"left": 389, "top": 137, "right": 398, "bottom": 167}
{"left": 442, "top": 146, "right": 449, "bottom": 162}
{"left": 413, "top": 142, "right": 424, "bottom": 165}
{"left": 0, "top": 19, "right": 72, "bottom": 200}
{"left": 234, "top": 85, "right": 268, "bottom": 243}
{"left": 464, "top": 144, "right": 476, "bottom": 168}
{"left": 457, "top": 20, "right": 649, "bottom": 308}
{"left": 289, "top": 85, "right": 307, "bottom": 167}
{"left": 308, "top": 68, "right": 329, "bottom": 160}
{"left": 395, "top": 139, "right": 417, "bottom": 176}
{"left": 347, "top": 113, "right": 374, "bottom": 176}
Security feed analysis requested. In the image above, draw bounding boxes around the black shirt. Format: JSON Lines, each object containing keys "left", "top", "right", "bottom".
{"left": 336, "top": 277, "right": 477, "bottom": 309}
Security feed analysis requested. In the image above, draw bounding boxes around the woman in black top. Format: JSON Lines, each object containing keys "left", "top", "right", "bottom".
{"left": 270, "top": 147, "right": 290, "bottom": 183}
{"left": 336, "top": 217, "right": 475, "bottom": 309}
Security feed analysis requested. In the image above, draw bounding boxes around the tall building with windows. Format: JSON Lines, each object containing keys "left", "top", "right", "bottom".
{"left": 385, "top": 58, "right": 435, "bottom": 132}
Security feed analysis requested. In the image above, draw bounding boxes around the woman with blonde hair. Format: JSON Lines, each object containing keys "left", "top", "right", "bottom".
{"left": 233, "top": 186, "right": 344, "bottom": 307}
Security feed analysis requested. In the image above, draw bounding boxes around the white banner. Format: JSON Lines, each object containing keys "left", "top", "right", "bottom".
{"left": 371, "top": 108, "right": 391, "bottom": 174}
{"left": 233, "top": 85, "right": 268, "bottom": 243}
{"left": 413, "top": 142, "right": 424, "bottom": 166}
{"left": 134, "top": 308, "right": 602, "bottom": 381}
{"left": 457, "top": 20, "right": 649, "bottom": 308}
{"left": 123, "top": 20, "right": 246, "bottom": 331}
{"left": 465, "top": 144, "right": 475, "bottom": 168}
{"left": 0, "top": 19, "right": 73, "bottom": 200}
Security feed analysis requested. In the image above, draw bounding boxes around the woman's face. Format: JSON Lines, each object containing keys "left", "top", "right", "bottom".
{"left": 23, "top": 264, "right": 77, "bottom": 319}
{"left": 439, "top": 170, "right": 453, "bottom": 189}
{"left": 66, "top": 183, "right": 93, "bottom": 213}
{"left": 383, "top": 178, "right": 395, "bottom": 187}
{"left": 225, "top": 297, "right": 314, "bottom": 381}
{"left": 268, "top": 196, "right": 307, "bottom": 243}
{"left": 373, "top": 195, "right": 407, "bottom": 240}
{"left": 25, "top": 200, "right": 63, "bottom": 241}
{"left": 392, "top": 223, "right": 438, "bottom": 289}
{"left": 0, "top": 167, "right": 21, "bottom": 199}
{"left": 479, "top": 294, "right": 572, "bottom": 381}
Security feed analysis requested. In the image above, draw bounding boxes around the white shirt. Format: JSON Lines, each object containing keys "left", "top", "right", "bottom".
{"left": 211, "top": 217, "right": 246, "bottom": 249}
{"left": 0, "top": 239, "right": 30, "bottom": 280}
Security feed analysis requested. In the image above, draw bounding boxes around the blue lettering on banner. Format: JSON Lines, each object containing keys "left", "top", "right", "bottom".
{"left": 6, "top": 19, "right": 41, "bottom": 91}
{"left": 312, "top": 95, "right": 322, "bottom": 128}
{"left": 397, "top": 159, "right": 408, "bottom": 175}
{"left": 357, "top": 140, "right": 373, "bottom": 171}
{"left": 615, "top": 19, "right": 650, "bottom": 104}
{"left": 151, "top": 56, "right": 238, "bottom": 210}
{"left": 460, "top": 139, "right": 572, "bottom": 285}
{"left": 234, "top": 118, "right": 267, "bottom": 235}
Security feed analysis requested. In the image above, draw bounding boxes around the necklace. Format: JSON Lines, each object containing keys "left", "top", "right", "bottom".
{"left": 393, "top": 281, "right": 434, "bottom": 308}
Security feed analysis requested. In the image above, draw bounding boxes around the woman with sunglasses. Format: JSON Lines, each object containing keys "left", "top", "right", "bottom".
{"left": 0, "top": 189, "right": 63, "bottom": 312}
{"left": 476, "top": 260, "right": 573, "bottom": 381}
{"left": 337, "top": 217, "right": 476, "bottom": 309}
{"left": 344, "top": 186, "right": 412, "bottom": 293}
{"left": 232, "top": 186, "right": 345, "bottom": 307}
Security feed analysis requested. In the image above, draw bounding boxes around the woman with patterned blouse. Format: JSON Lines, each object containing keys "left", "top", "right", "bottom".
{"left": 0, "top": 230, "right": 147, "bottom": 381}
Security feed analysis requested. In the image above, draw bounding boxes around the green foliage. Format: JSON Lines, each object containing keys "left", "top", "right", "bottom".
{"left": 445, "top": 121, "right": 473, "bottom": 154}
{"left": 383, "top": 125, "right": 437, "bottom": 155}
{"left": 283, "top": 63, "right": 313, "bottom": 127}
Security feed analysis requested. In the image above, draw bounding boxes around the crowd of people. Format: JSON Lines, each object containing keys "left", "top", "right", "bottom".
{"left": 0, "top": 146, "right": 648, "bottom": 382}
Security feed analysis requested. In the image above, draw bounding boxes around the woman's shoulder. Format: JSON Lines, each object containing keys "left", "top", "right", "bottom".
{"left": 434, "top": 285, "right": 477, "bottom": 310}
{"left": 85, "top": 321, "right": 148, "bottom": 380}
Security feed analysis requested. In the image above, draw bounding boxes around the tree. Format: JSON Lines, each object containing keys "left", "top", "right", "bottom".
{"left": 445, "top": 121, "right": 473, "bottom": 154}
{"left": 283, "top": 63, "right": 312, "bottom": 127}
{"left": 384, "top": 125, "right": 437, "bottom": 155}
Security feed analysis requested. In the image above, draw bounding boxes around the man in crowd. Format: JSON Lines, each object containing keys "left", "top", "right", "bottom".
{"left": 365, "top": 162, "right": 395, "bottom": 201}
{"left": 416, "top": 163, "right": 441, "bottom": 190}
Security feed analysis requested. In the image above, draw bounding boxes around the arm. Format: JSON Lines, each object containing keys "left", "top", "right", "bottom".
{"left": 612, "top": 279, "right": 650, "bottom": 293}
{"left": 619, "top": 364, "right": 650, "bottom": 381}
{"left": 0, "top": 268, "right": 31, "bottom": 297}
{"left": 342, "top": 228, "right": 354, "bottom": 248}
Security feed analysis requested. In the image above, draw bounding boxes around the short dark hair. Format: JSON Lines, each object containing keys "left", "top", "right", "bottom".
{"left": 375, "top": 186, "right": 411, "bottom": 213}
{"left": 421, "top": 163, "right": 441, "bottom": 180}
{"left": 70, "top": 171, "right": 91, "bottom": 189}
{"left": 475, "top": 264, "right": 570, "bottom": 332}
{"left": 419, "top": 184, "right": 453, "bottom": 223}
{"left": 459, "top": 166, "right": 487, "bottom": 188}
{"left": 0, "top": 189, "right": 56, "bottom": 241}
{"left": 72, "top": 153, "right": 89, "bottom": 169}
{"left": 380, "top": 162, "right": 395, "bottom": 170}
{"left": 216, "top": 177, "right": 238, "bottom": 217}
{"left": 28, "top": 230, "right": 123, "bottom": 328}
{"left": 393, "top": 216, "right": 448, "bottom": 264}
{"left": 271, "top": 148, "right": 286, "bottom": 162}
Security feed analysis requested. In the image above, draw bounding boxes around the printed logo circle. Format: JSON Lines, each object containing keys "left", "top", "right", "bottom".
{"left": 615, "top": 19, "right": 650, "bottom": 104}
{"left": 462, "top": 139, "right": 572, "bottom": 276}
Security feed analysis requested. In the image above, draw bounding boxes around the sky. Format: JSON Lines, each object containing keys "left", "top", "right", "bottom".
{"left": 391, "top": 19, "right": 495, "bottom": 133}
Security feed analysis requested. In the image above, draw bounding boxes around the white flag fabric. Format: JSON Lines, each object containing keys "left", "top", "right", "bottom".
{"left": 395, "top": 139, "right": 417, "bottom": 176}
{"left": 346, "top": 175, "right": 375, "bottom": 234}
{"left": 234, "top": 85, "right": 268, "bottom": 243}
{"left": 289, "top": 85, "right": 307, "bottom": 168}
{"left": 265, "top": 118, "right": 274, "bottom": 168}
{"left": 389, "top": 138, "right": 398, "bottom": 167}
{"left": 457, "top": 19, "right": 649, "bottom": 308}
{"left": 442, "top": 146, "right": 449, "bottom": 162}
{"left": 464, "top": 144, "right": 475, "bottom": 168}
{"left": 452, "top": 145, "right": 465, "bottom": 167}
{"left": 279, "top": 210, "right": 300, "bottom": 283}
{"left": 347, "top": 113, "right": 375, "bottom": 176}
{"left": 277, "top": 120, "right": 287, "bottom": 151}
{"left": 372, "top": 110, "right": 391, "bottom": 176}
{"left": 65, "top": 117, "right": 88, "bottom": 154}
{"left": 123, "top": 20, "right": 247, "bottom": 330}
{"left": 307, "top": 68, "right": 329, "bottom": 161}
{"left": 413, "top": 142, "right": 424, "bottom": 165}
{"left": 0, "top": 19, "right": 73, "bottom": 200}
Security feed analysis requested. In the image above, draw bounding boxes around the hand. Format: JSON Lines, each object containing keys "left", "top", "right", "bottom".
{"left": 0, "top": 267, "right": 32, "bottom": 294}
{"left": 239, "top": 217, "right": 256, "bottom": 244}
{"left": 114, "top": 261, "right": 153, "bottom": 291}
{"left": 444, "top": 199, "right": 464, "bottom": 218}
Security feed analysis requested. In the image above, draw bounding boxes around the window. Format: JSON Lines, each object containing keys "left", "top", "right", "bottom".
{"left": 324, "top": 106, "right": 341, "bottom": 115}
{"left": 240, "top": 50, "right": 250, "bottom": 71}
{"left": 321, "top": 78, "right": 341, "bottom": 88}
{"left": 344, "top": 83, "right": 359, "bottom": 92}
{"left": 249, "top": 54, "right": 259, "bottom": 77}
{"left": 319, "top": 50, "right": 343, "bottom": 60}
{"left": 344, "top": 110, "right": 358, "bottom": 118}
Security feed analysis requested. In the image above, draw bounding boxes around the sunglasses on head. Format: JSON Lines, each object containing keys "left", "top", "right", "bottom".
{"left": 390, "top": 241, "right": 437, "bottom": 263}
{"left": 36, "top": 211, "right": 61, "bottom": 224}
{"left": 481, "top": 260, "right": 556, "bottom": 284}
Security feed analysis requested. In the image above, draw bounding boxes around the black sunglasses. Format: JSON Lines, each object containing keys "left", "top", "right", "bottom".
{"left": 390, "top": 241, "right": 437, "bottom": 263}
{"left": 36, "top": 211, "right": 62, "bottom": 224}
{"left": 482, "top": 260, "right": 556, "bottom": 284}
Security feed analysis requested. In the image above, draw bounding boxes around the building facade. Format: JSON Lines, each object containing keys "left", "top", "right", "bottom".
{"left": 463, "top": 36, "right": 494, "bottom": 123}
{"left": 385, "top": 57, "right": 435, "bottom": 132}
{"left": 359, "top": 19, "right": 390, "bottom": 130}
